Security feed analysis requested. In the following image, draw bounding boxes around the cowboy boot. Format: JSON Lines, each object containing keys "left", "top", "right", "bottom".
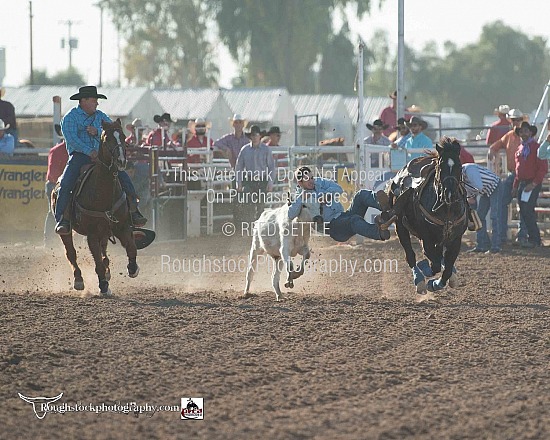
{"left": 128, "top": 198, "right": 147, "bottom": 227}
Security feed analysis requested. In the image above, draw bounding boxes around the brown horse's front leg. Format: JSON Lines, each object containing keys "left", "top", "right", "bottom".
{"left": 87, "top": 235, "right": 110, "bottom": 295}
{"left": 100, "top": 237, "right": 111, "bottom": 281}
{"left": 61, "top": 233, "right": 84, "bottom": 290}
{"left": 116, "top": 226, "right": 139, "bottom": 278}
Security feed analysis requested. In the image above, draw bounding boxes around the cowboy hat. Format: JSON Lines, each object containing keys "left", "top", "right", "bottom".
{"left": 507, "top": 108, "right": 524, "bottom": 119}
{"left": 69, "top": 85, "right": 107, "bottom": 100}
{"left": 515, "top": 121, "right": 537, "bottom": 137}
{"left": 245, "top": 125, "right": 266, "bottom": 138}
{"left": 389, "top": 90, "right": 407, "bottom": 100}
{"left": 395, "top": 117, "right": 409, "bottom": 129}
{"left": 496, "top": 104, "right": 510, "bottom": 115}
{"left": 366, "top": 119, "right": 389, "bottom": 131}
{"left": 229, "top": 113, "right": 248, "bottom": 128}
{"left": 153, "top": 113, "right": 176, "bottom": 124}
{"left": 0, "top": 119, "right": 10, "bottom": 131}
{"left": 191, "top": 117, "right": 212, "bottom": 129}
{"left": 405, "top": 115, "right": 428, "bottom": 129}
{"left": 267, "top": 126, "right": 281, "bottom": 135}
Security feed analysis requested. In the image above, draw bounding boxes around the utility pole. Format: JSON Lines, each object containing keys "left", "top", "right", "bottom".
{"left": 29, "top": 1, "right": 34, "bottom": 85}
{"left": 95, "top": 1, "right": 105, "bottom": 86}
{"left": 397, "top": 0, "right": 405, "bottom": 120}
{"left": 60, "top": 20, "right": 80, "bottom": 69}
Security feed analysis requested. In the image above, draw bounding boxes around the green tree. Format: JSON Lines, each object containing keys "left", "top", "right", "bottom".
{"left": 27, "top": 67, "right": 85, "bottom": 86}
{"left": 103, "top": 0, "right": 219, "bottom": 87}
{"left": 410, "top": 21, "right": 550, "bottom": 124}
{"left": 209, "top": 0, "right": 377, "bottom": 93}
{"left": 319, "top": 23, "right": 357, "bottom": 95}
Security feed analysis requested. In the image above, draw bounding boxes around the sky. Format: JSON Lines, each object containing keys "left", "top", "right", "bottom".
{"left": 1, "top": 0, "right": 550, "bottom": 89}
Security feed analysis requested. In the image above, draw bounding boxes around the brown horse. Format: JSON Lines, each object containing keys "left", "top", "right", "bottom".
{"left": 52, "top": 119, "right": 139, "bottom": 296}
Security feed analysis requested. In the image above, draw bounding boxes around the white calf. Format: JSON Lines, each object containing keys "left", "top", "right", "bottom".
{"left": 243, "top": 198, "right": 322, "bottom": 301}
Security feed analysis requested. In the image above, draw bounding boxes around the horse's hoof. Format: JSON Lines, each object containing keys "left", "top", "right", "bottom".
{"left": 100, "top": 288, "right": 113, "bottom": 297}
{"left": 74, "top": 280, "right": 85, "bottom": 290}
{"left": 427, "top": 279, "right": 445, "bottom": 292}
{"left": 415, "top": 279, "right": 427, "bottom": 294}
{"left": 242, "top": 292, "right": 253, "bottom": 299}
{"left": 284, "top": 281, "right": 294, "bottom": 288}
{"left": 276, "top": 295, "right": 285, "bottom": 302}
{"left": 448, "top": 273, "right": 459, "bottom": 288}
{"left": 128, "top": 265, "right": 139, "bottom": 278}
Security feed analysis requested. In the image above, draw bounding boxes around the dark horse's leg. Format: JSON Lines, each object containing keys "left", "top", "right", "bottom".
{"left": 428, "top": 237, "right": 461, "bottom": 292}
{"left": 100, "top": 237, "right": 111, "bottom": 281}
{"left": 115, "top": 225, "right": 139, "bottom": 278}
{"left": 87, "top": 234, "right": 110, "bottom": 295}
{"left": 421, "top": 240, "right": 442, "bottom": 277}
{"left": 395, "top": 217, "right": 427, "bottom": 294}
{"left": 60, "top": 233, "right": 84, "bottom": 290}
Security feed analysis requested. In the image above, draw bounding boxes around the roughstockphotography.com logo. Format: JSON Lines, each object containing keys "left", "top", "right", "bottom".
{"left": 18, "top": 392, "right": 63, "bottom": 420}
{"left": 181, "top": 397, "right": 204, "bottom": 420}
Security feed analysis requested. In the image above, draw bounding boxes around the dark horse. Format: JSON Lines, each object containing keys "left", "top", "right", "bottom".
{"left": 52, "top": 119, "right": 139, "bottom": 296}
{"left": 384, "top": 137, "right": 468, "bottom": 295}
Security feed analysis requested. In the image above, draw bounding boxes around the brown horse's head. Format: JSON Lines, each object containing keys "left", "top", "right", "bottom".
{"left": 100, "top": 118, "right": 127, "bottom": 171}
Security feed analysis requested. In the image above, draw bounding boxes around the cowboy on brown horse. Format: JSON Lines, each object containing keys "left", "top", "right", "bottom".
{"left": 54, "top": 85, "right": 146, "bottom": 235}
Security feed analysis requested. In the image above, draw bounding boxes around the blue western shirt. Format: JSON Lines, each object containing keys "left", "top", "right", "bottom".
{"left": 61, "top": 106, "right": 112, "bottom": 156}
{"left": 405, "top": 132, "right": 433, "bottom": 160}
{"left": 288, "top": 177, "right": 344, "bottom": 223}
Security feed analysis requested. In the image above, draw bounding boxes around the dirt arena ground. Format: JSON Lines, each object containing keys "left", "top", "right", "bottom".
{"left": 1, "top": 231, "right": 549, "bottom": 439}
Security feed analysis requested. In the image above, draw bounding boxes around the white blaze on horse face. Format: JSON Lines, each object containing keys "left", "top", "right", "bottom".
{"left": 447, "top": 158, "right": 454, "bottom": 173}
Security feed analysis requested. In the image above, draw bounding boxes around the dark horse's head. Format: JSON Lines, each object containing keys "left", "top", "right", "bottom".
{"left": 434, "top": 136, "right": 463, "bottom": 209}
{"left": 99, "top": 119, "right": 127, "bottom": 171}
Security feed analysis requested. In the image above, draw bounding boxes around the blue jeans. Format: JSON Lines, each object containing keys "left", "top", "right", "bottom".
{"left": 329, "top": 189, "right": 382, "bottom": 242}
{"left": 499, "top": 172, "right": 526, "bottom": 242}
{"left": 476, "top": 183, "right": 501, "bottom": 250}
{"left": 54, "top": 152, "right": 138, "bottom": 222}
{"left": 517, "top": 181, "right": 542, "bottom": 245}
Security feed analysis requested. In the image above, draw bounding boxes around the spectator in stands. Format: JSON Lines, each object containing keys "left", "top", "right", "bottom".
{"left": 486, "top": 104, "right": 511, "bottom": 146}
{"left": 214, "top": 114, "right": 250, "bottom": 169}
{"left": 0, "top": 119, "right": 15, "bottom": 156}
{"left": 364, "top": 119, "right": 392, "bottom": 146}
{"left": 0, "top": 88, "right": 17, "bottom": 147}
{"left": 538, "top": 132, "right": 550, "bottom": 160}
{"left": 235, "top": 125, "right": 275, "bottom": 224}
{"left": 379, "top": 91, "right": 398, "bottom": 137}
{"left": 145, "top": 113, "right": 179, "bottom": 149}
{"left": 512, "top": 122, "right": 548, "bottom": 248}
{"left": 390, "top": 117, "right": 411, "bottom": 148}
{"left": 488, "top": 108, "right": 526, "bottom": 245}
{"left": 44, "top": 124, "right": 69, "bottom": 246}
{"left": 125, "top": 118, "right": 145, "bottom": 147}
{"left": 462, "top": 163, "right": 502, "bottom": 253}
{"left": 187, "top": 118, "right": 214, "bottom": 164}
{"left": 404, "top": 116, "right": 433, "bottom": 160}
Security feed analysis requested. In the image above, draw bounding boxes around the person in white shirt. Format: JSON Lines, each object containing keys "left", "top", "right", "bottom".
{"left": 462, "top": 163, "right": 502, "bottom": 253}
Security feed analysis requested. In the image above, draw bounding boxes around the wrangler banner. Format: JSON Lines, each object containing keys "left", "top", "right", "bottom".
{"left": 0, "top": 160, "right": 48, "bottom": 231}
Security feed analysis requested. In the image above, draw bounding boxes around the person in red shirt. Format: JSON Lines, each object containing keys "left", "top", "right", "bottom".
{"left": 460, "top": 145, "right": 475, "bottom": 164}
{"left": 486, "top": 104, "right": 511, "bottom": 146}
{"left": 145, "top": 113, "right": 180, "bottom": 149}
{"left": 125, "top": 118, "right": 145, "bottom": 147}
{"left": 511, "top": 122, "right": 548, "bottom": 247}
{"left": 186, "top": 118, "right": 213, "bottom": 164}
{"left": 44, "top": 124, "right": 69, "bottom": 246}
{"left": 379, "top": 91, "right": 398, "bottom": 137}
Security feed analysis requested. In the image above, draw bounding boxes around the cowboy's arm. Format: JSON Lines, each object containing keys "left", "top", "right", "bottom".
{"left": 288, "top": 192, "right": 304, "bottom": 220}
{"left": 61, "top": 112, "right": 94, "bottom": 155}
{"left": 488, "top": 137, "right": 505, "bottom": 158}
{"left": 534, "top": 154, "right": 549, "bottom": 186}
{"left": 235, "top": 148, "right": 245, "bottom": 187}
{"left": 537, "top": 140, "right": 550, "bottom": 160}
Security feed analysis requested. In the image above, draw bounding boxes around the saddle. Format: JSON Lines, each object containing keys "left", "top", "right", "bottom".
{"left": 381, "top": 156, "right": 436, "bottom": 217}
